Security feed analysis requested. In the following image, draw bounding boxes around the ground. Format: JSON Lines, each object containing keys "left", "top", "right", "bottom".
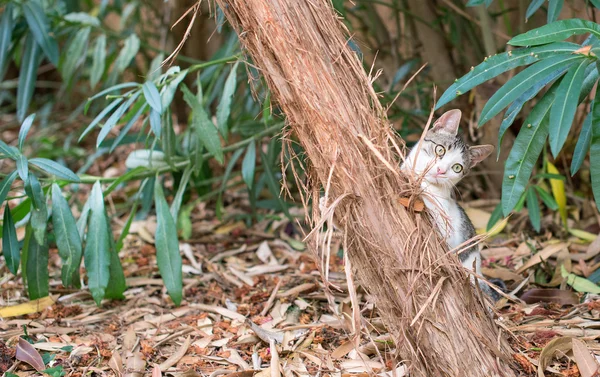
{"left": 1, "top": 198, "right": 600, "bottom": 377}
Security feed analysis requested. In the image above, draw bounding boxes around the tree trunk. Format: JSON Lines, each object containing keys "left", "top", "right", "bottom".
{"left": 212, "top": 1, "right": 517, "bottom": 376}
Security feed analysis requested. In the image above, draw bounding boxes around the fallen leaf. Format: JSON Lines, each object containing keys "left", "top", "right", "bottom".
{"left": 482, "top": 267, "right": 522, "bottom": 282}
{"left": 0, "top": 295, "right": 57, "bottom": 318}
{"left": 568, "top": 229, "right": 597, "bottom": 242}
{"left": 572, "top": 339, "right": 600, "bottom": 377}
{"left": 109, "top": 351, "right": 124, "bottom": 377}
{"left": 561, "top": 265, "right": 600, "bottom": 294}
{"left": 159, "top": 336, "right": 191, "bottom": 371}
{"left": 152, "top": 364, "right": 162, "bottom": 377}
{"left": 573, "top": 45, "right": 593, "bottom": 55}
{"left": 520, "top": 289, "right": 579, "bottom": 306}
{"left": 537, "top": 337, "right": 573, "bottom": 377}
{"left": 516, "top": 243, "right": 568, "bottom": 274}
{"left": 547, "top": 162, "right": 567, "bottom": 226}
{"left": 124, "top": 351, "right": 146, "bottom": 377}
{"left": 16, "top": 338, "right": 45, "bottom": 372}
{"left": 464, "top": 207, "right": 491, "bottom": 229}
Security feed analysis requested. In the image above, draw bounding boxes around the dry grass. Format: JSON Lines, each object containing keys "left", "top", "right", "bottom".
{"left": 212, "top": 0, "right": 517, "bottom": 376}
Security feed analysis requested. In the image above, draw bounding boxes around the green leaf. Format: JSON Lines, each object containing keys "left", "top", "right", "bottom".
{"left": 161, "top": 109, "right": 176, "bottom": 165}
{"left": 591, "top": 91, "right": 600, "bottom": 212}
{"left": 0, "top": 3, "right": 15, "bottom": 81}
{"left": 526, "top": 0, "right": 545, "bottom": 20}
{"left": 526, "top": 187, "right": 541, "bottom": 232}
{"left": 84, "top": 182, "right": 110, "bottom": 305}
{"left": 170, "top": 166, "right": 192, "bottom": 222}
{"left": 216, "top": 61, "right": 239, "bottom": 140}
{"left": 154, "top": 179, "right": 183, "bottom": 305}
{"left": 260, "top": 150, "right": 292, "bottom": 220}
{"left": 22, "top": 0, "right": 59, "bottom": 65}
{"left": 76, "top": 199, "right": 90, "bottom": 240}
{"left": 436, "top": 42, "right": 579, "bottom": 109}
{"left": 0, "top": 140, "right": 18, "bottom": 159}
{"left": 114, "top": 34, "right": 140, "bottom": 73}
{"left": 26, "top": 174, "right": 47, "bottom": 245}
{"left": 97, "top": 92, "right": 141, "bottom": 147}
{"left": 2, "top": 204, "right": 20, "bottom": 274}
{"left": 142, "top": 81, "right": 162, "bottom": 114}
{"left": 41, "top": 366, "right": 65, "bottom": 377}
{"left": 181, "top": 84, "right": 223, "bottom": 164}
{"left": 591, "top": 0, "right": 600, "bottom": 10}
{"left": 17, "top": 34, "right": 42, "bottom": 123}
{"left": 571, "top": 111, "right": 592, "bottom": 175}
{"left": 86, "top": 83, "right": 139, "bottom": 105}
{"left": 502, "top": 84, "right": 557, "bottom": 216}
{"left": 480, "top": 54, "right": 584, "bottom": 126}
{"left": 147, "top": 53, "right": 164, "bottom": 81}
{"left": 63, "top": 12, "right": 100, "bottom": 26}
{"left": 23, "top": 223, "right": 49, "bottom": 299}
{"left": 29, "top": 158, "right": 80, "bottom": 182}
{"left": 561, "top": 265, "right": 600, "bottom": 293}
{"left": 510, "top": 19, "right": 600, "bottom": 47}
{"left": 547, "top": 0, "right": 563, "bottom": 23}
{"left": 149, "top": 109, "right": 161, "bottom": 138}
{"left": 109, "top": 103, "right": 147, "bottom": 152}
{"left": 161, "top": 69, "right": 188, "bottom": 109}
{"left": 79, "top": 98, "right": 124, "bottom": 142}
{"left": 104, "top": 214, "right": 126, "bottom": 300}
{"left": 17, "top": 155, "right": 29, "bottom": 182}
{"left": 0, "top": 171, "right": 18, "bottom": 204}
{"left": 549, "top": 59, "right": 589, "bottom": 157}
{"left": 90, "top": 35, "right": 106, "bottom": 89}
{"left": 534, "top": 186, "right": 559, "bottom": 210}
{"left": 486, "top": 202, "right": 504, "bottom": 231}
{"left": 61, "top": 26, "right": 91, "bottom": 84}
{"left": 242, "top": 141, "right": 257, "bottom": 189}
{"left": 51, "top": 184, "right": 82, "bottom": 288}
{"left": 18, "top": 113, "right": 36, "bottom": 151}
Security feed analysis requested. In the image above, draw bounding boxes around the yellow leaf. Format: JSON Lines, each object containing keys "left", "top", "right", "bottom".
{"left": 568, "top": 229, "right": 597, "bottom": 242}
{"left": 479, "top": 216, "right": 509, "bottom": 237}
{"left": 0, "top": 295, "right": 57, "bottom": 318}
{"left": 547, "top": 162, "right": 567, "bottom": 227}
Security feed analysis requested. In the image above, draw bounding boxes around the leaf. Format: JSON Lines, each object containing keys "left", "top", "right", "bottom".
{"left": 517, "top": 242, "right": 568, "bottom": 273}
{"left": 161, "top": 69, "right": 188, "bottom": 109}
{"left": 479, "top": 54, "right": 584, "bottom": 126}
{"left": 26, "top": 175, "right": 47, "bottom": 246}
{"left": 125, "top": 150, "right": 168, "bottom": 170}
{"left": 537, "top": 337, "right": 573, "bottom": 377}
{"left": 79, "top": 98, "right": 124, "bottom": 142}
{"left": 436, "top": 42, "right": 579, "bottom": 109}
{"left": 147, "top": 53, "right": 164, "bottom": 81}
{"left": 2, "top": 204, "right": 20, "bottom": 274}
{"left": 0, "top": 3, "right": 15, "bottom": 81}
{"left": 0, "top": 171, "right": 17, "bottom": 204}
{"left": 526, "top": 187, "right": 541, "bottom": 232}
{"left": 42, "top": 366, "right": 66, "bottom": 377}
{"left": 23, "top": 223, "right": 49, "bottom": 299}
{"left": 591, "top": 91, "right": 600, "bottom": 212}
{"left": 0, "top": 295, "right": 55, "bottom": 318}
{"left": 84, "top": 182, "right": 110, "bottom": 305}
{"left": 520, "top": 288, "right": 579, "bottom": 305}
{"left": 260, "top": 150, "right": 292, "bottom": 220}
{"left": 154, "top": 179, "right": 183, "bottom": 305}
{"left": 242, "top": 141, "right": 256, "bottom": 189}
{"left": 86, "top": 82, "right": 139, "bottom": 105}
{"left": 96, "top": 92, "right": 141, "bottom": 147}
{"left": 510, "top": 19, "right": 600, "bottom": 47}
{"left": 572, "top": 339, "right": 600, "bottom": 377}
{"left": 104, "top": 214, "right": 126, "bottom": 300}
{"left": 149, "top": 109, "right": 161, "bottom": 138}
{"left": 29, "top": 158, "right": 80, "bottom": 182}
{"left": 0, "top": 139, "right": 18, "bottom": 159}
{"left": 534, "top": 186, "right": 559, "bottom": 210}
{"left": 170, "top": 166, "right": 192, "bottom": 222}
{"left": 143, "top": 81, "right": 162, "bottom": 114}
{"left": 549, "top": 59, "right": 589, "bottom": 157}
{"left": 547, "top": 0, "right": 563, "bottom": 23}
{"left": 502, "top": 85, "right": 555, "bottom": 216}
{"left": 181, "top": 84, "right": 223, "bottom": 164}
{"left": 526, "top": 0, "right": 545, "bottom": 20}
{"left": 571, "top": 111, "right": 592, "bottom": 175}
{"left": 486, "top": 202, "right": 504, "bottom": 231}
{"left": 114, "top": 34, "right": 140, "bottom": 73}
{"left": 216, "top": 61, "right": 239, "bottom": 139}
{"left": 161, "top": 109, "right": 176, "bottom": 165}
{"left": 76, "top": 199, "right": 90, "bottom": 240}
{"left": 90, "top": 35, "right": 106, "bottom": 89}
{"left": 17, "top": 33, "right": 42, "bottom": 123}
{"left": 16, "top": 338, "right": 45, "bottom": 372}
{"left": 547, "top": 162, "right": 567, "bottom": 226}
{"left": 25, "top": 173, "right": 44, "bottom": 210}
{"left": 17, "top": 155, "right": 29, "bottom": 182}
{"left": 216, "top": 148, "right": 245, "bottom": 219}
{"left": 568, "top": 228, "right": 597, "bottom": 242}
{"left": 60, "top": 26, "right": 90, "bottom": 83}
{"left": 63, "top": 12, "right": 100, "bottom": 26}
{"left": 591, "top": 0, "right": 600, "bottom": 9}
{"left": 561, "top": 264, "right": 600, "bottom": 293}
{"left": 18, "top": 113, "right": 36, "bottom": 151}
{"left": 51, "top": 184, "right": 82, "bottom": 288}
{"left": 22, "top": 0, "right": 59, "bottom": 65}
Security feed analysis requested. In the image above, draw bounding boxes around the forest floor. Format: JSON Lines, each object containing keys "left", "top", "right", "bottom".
{"left": 1, "top": 195, "right": 600, "bottom": 377}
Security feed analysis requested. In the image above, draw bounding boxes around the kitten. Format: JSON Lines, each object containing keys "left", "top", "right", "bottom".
{"left": 401, "top": 109, "right": 499, "bottom": 300}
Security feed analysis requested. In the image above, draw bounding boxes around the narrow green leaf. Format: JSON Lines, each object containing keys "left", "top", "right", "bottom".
{"left": 0, "top": 171, "right": 18, "bottom": 204}
{"left": 61, "top": 26, "right": 90, "bottom": 83}
{"left": 591, "top": 0, "right": 600, "bottom": 9}
{"left": 109, "top": 103, "right": 147, "bottom": 152}
{"left": 97, "top": 92, "right": 141, "bottom": 147}
{"left": 486, "top": 202, "right": 504, "bottom": 231}
{"left": 76, "top": 199, "right": 90, "bottom": 240}
{"left": 260, "top": 150, "right": 292, "bottom": 219}
{"left": 18, "top": 113, "right": 36, "bottom": 151}
{"left": 154, "top": 179, "right": 183, "bottom": 305}
{"left": 547, "top": 0, "right": 563, "bottom": 23}
{"left": 116, "top": 200, "right": 138, "bottom": 253}
{"left": 63, "top": 12, "right": 100, "bottom": 26}
{"left": 561, "top": 265, "right": 600, "bottom": 293}
{"left": 549, "top": 59, "right": 589, "bottom": 157}
{"left": 29, "top": 158, "right": 80, "bottom": 182}
{"left": 26, "top": 175, "right": 47, "bottom": 245}
{"left": 170, "top": 166, "right": 192, "bottom": 222}
{"left": 161, "top": 109, "right": 176, "bottom": 165}
{"left": 480, "top": 54, "right": 583, "bottom": 126}
{"left": 571, "top": 111, "right": 592, "bottom": 175}
{"left": 502, "top": 84, "right": 557, "bottom": 216}
{"left": 22, "top": 0, "right": 59, "bottom": 65}
{"left": 79, "top": 98, "right": 124, "bottom": 142}
{"left": 591, "top": 92, "right": 600, "bottom": 212}
{"left": 161, "top": 69, "right": 188, "bottom": 109}
{"left": 242, "top": 141, "right": 256, "bottom": 189}
{"left": 510, "top": 19, "right": 600, "bottom": 47}
{"left": 114, "top": 34, "right": 140, "bottom": 73}
{"left": 84, "top": 182, "right": 110, "bottom": 305}
{"left": 86, "top": 83, "right": 139, "bottom": 105}
{"left": 2, "top": 204, "right": 20, "bottom": 274}
{"left": 51, "top": 184, "right": 83, "bottom": 288}
{"left": 0, "top": 3, "right": 15, "bottom": 81}
{"left": 216, "top": 148, "right": 245, "bottom": 220}
{"left": 149, "top": 109, "right": 161, "bottom": 138}
{"left": 104, "top": 214, "right": 126, "bottom": 299}
{"left": 90, "top": 35, "right": 106, "bottom": 89}
{"left": 216, "top": 61, "right": 239, "bottom": 139}
{"left": 181, "top": 84, "right": 223, "bottom": 164}
{"left": 436, "top": 42, "right": 579, "bottom": 109}
{"left": 25, "top": 174, "right": 44, "bottom": 210}
{"left": 17, "top": 34, "right": 42, "bottom": 123}
{"left": 17, "top": 155, "right": 29, "bottom": 182}
{"left": 0, "top": 140, "right": 18, "bottom": 159}
{"left": 23, "top": 223, "right": 49, "bottom": 299}
{"left": 526, "top": 187, "right": 541, "bottom": 232}
{"left": 534, "top": 186, "right": 559, "bottom": 210}
{"left": 147, "top": 53, "right": 164, "bottom": 81}
{"left": 526, "top": 0, "right": 545, "bottom": 20}
{"left": 142, "top": 81, "right": 162, "bottom": 114}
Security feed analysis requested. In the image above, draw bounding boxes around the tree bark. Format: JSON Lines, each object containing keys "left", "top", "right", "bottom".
{"left": 212, "top": 1, "right": 517, "bottom": 376}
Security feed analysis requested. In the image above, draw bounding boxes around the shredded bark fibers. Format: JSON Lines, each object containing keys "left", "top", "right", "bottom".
{"left": 213, "top": 0, "right": 516, "bottom": 376}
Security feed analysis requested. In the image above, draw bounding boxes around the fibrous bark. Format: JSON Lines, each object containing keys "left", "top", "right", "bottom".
{"left": 212, "top": 1, "right": 516, "bottom": 376}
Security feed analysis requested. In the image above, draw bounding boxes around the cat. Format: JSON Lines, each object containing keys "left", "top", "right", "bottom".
{"left": 401, "top": 109, "right": 501, "bottom": 300}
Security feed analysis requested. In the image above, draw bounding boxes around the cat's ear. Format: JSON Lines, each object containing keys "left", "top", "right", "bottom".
{"left": 469, "top": 145, "right": 494, "bottom": 167}
{"left": 431, "top": 109, "right": 461, "bottom": 135}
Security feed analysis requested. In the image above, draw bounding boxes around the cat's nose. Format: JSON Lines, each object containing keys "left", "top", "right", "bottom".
{"left": 436, "top": 166, "right": 446, "bottom": 175}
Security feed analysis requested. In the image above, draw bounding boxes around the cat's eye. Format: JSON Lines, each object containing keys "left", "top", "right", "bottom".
{"left": 452, "top": 163, "right": 463, "bottom": 173}
{"left": 434, "top": 145, "right": 446, "bottom": 157}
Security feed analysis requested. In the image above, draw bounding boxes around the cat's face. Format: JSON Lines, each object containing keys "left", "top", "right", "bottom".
{"left": 404, "top": 110, "right": 494, "bottom": 188}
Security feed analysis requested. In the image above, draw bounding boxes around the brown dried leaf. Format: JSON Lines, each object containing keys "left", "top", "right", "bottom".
{"left": 152, "top": 364, "right": 162, "bottom": 377}
{"left": 123, "top": 327, "right": 137, "bottom": 355}
{"left": 398, "top": 197, "right": 424, "bottom": 212}
{"left": 537, "top": 337, "right": 573, "bottom": 377}
{"left": 481, "top": 267, "right": 522, "bottom": 282}
{"left": 159, "top": 336, "right": 191, "bottom": 371}
{"left": 109, "top": 351, "right": 124, "bottom": 377}
{"left": 517, "top": 243, "right": 569, "bottom": 274}
{"left": 16, "top": 338, "right": 45, "bottom": 371}
{"left": 520, "top": 289, "right": 579, "bottom": 306}
{"left": 572, "top": 339, "right": 600, "bottom": 377}
{"left": 124, "top": 352, "right": 146, "bottom": 377}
